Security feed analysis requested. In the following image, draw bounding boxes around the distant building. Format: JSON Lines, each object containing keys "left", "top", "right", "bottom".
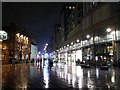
{"left": 30, "top": 39, "right": 38, "bottom": 61}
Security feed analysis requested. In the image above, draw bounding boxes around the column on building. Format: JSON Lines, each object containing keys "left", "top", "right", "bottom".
{"left": 116, "top": 22, "right": 120, "bottom": 66}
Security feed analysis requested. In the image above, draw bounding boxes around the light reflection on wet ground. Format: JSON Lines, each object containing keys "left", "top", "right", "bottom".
{"left": 54, "top": 65, "right": 120, "bottom": 89}
{"left": 2, "top": 63, "right": 70, "bottom": 89}
{"left": 2, "top": 64, "right": 30, "bottom": 89}
{"left": 1, "top": 62, "right": 120, "bottom": 90}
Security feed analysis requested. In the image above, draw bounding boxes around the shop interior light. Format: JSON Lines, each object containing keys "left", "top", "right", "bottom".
{"left": 16, "top": 33, "right": 20, "bottom": 37}
{"left": 94, "top": 36, "right": 99, "bottom": 41}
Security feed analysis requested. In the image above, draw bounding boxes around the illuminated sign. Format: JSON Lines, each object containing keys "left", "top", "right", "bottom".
{"left": 0, "top": 30, "right": 7, "bottom": 41}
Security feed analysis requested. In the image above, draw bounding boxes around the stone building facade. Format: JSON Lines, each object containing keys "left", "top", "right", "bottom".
{"left": 2, "top": 23, "right": 31, "bottom": 64}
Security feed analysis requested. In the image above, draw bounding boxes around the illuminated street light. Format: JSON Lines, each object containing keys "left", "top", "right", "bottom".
{"left": 67, "top": 44, "right": 69, "bottom": 47}
{"left": 16, "top": 33, "right": 20, "bottom": 37}
{"left": 86, "top": 34, "right": 90, "bottom": 39}
{"left": 106, "top": 28, "right": 111, "bottom": 33}
{"left": 45, "top": 45, "right": 47, "bottom": 48}
{"left": 69, "top": 6, "right": 71, "bottom": 9}
{"left": 38, "top": 51, "right": 41, "bottom": 54}
{"left": 71, "top": 42, "right": 73, "bottom": 45}
{"left": 44, "top": 48, "right": 46, "bottom": 51}
{"left": 77, "top": 39, "right": 79, "bottom": 43}
{"left": 46, "top": 43, "right": 48, "bottom": 46}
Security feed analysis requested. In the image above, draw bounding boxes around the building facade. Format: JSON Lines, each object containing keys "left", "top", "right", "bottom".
{"left": 30, "top": 39, "right": 38, "bottom": 61}
{"left": 2, "top": 23, "right": 31, "bottom": 64}
{"left": 51, "top": 2, "right": 120, "bottom": 68}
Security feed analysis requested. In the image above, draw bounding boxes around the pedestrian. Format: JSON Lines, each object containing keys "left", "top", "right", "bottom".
{"left": 49, "top": 59, "right": 53, "bottom": 69}
{"left": 12, "top": 58, "right": 15, "bottom": 66}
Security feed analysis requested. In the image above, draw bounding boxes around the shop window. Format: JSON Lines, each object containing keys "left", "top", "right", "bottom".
{"left": 0, "top": 44, "right": 2, "bottom": 49}
{"left": 2, "top": 46, "right": 6, "bottom": 50}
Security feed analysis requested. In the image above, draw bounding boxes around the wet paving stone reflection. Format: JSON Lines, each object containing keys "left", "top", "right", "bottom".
{"left": 1, "top": 62, "right": 120, "bottom": 90}
{"left": 2, "top": 63, "right": 70, "bottom": 90}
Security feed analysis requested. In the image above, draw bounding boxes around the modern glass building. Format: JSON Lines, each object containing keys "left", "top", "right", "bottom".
{"left": 50, "top": 2, "right": 120, "bottom": 68}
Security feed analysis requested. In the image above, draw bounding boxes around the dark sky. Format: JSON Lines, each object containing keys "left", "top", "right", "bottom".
{"left": 2, "top": 2, "right": 64, "bottom": 51}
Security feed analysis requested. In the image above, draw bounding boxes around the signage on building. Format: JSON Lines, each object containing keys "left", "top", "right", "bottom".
{"left": 0, "top": 30, "right": 7, "bottom": 41}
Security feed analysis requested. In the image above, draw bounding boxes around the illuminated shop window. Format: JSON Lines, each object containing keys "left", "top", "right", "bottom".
{"left": 2, "top": 46, "right": 6, "bottom": 50}
{"left": 20, "top": 35, "right": 23, "bottom": 42}
{"left": 16, "top": 33, "right": 20, "bottom": 42}
{"left": 0, "top": 44, "right": 2, "bottom": 49}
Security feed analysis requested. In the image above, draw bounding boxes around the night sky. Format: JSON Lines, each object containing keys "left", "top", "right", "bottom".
{"left": 2, "top": 2, "right": 64, "bottom": 51}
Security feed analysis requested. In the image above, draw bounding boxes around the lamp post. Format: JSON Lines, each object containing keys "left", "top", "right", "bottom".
{"left": 106, "top": 28, "right": 111, "bottom": 61}
{"left": 86, "top": 34, "right": 90, "bottom": 62}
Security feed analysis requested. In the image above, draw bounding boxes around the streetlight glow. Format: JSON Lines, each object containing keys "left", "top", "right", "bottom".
{"left": 86, "top": 34, "right": 90, "bottom": 39}
{"left": 77, "top": 39, "right": 79, "bottom": 42}
{"left": 46, "top": 43, "right": 48, "bottom": 46}
{"left": 106, "top": 28, "right": 111, "bottom": 33}
{"left": 67, "top": 44, "right": 69, "bottom": 47}
{"left": 71, "top": 42, "right": 73, "bottom": 45}
{"left": 38, "top": 51, "right": 41, "bottom": 54}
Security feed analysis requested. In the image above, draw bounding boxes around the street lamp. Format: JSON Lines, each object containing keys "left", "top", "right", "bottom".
{"left": 77, "top": 39, "right": 79, "bottom": 43}
{"left": 86, "top": 34, "right": 91, "bottom": 61}
{"left": 86, "top": 34, "right": 90, "bottom": 39}
{"left": 38, "top": 51, "right": 41, "bottom": 55}
{"left": 46, "top": 43, "right": 48, "bottom": 46}
{"left": 71, "top": 42, "right": 73, "bottom": 45}
{"left": 106, "top": 28, "right": 112, "bottom": 33}
{"left": 67, "top": 44, "right": 69, "bottom": 47}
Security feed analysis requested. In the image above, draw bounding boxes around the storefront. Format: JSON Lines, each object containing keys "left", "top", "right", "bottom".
{"left": 0, "top": 30, "right": 8, "bottom": 64}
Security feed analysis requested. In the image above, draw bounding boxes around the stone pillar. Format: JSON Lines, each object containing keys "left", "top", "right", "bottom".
{"left": 82, "top": 48, "right": 84, "bottom": 62}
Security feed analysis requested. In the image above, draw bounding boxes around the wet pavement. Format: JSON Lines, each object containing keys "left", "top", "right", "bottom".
{"left": 1, "top": 62, "right": 120, "bottom": 90}
{"left": 1, "top": 63, "right": 71, "bottom": 90}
